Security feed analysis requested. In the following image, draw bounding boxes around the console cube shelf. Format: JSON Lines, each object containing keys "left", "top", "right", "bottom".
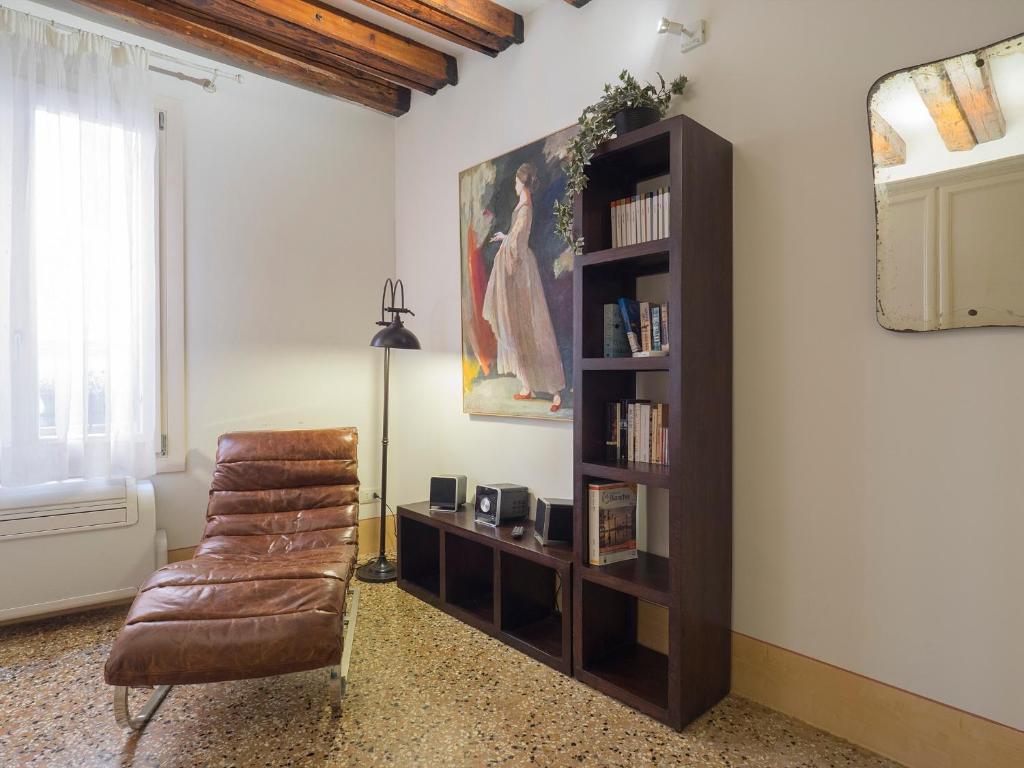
{"left": 397, "top": 502, "right": 573, "bottom": 674}
{"left": 572, "top": 114, "right": 733, "bottom": 730}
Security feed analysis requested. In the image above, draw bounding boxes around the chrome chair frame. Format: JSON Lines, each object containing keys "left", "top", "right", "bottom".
{"left": 113, "top": 585, "right": 360, "bottom": 731}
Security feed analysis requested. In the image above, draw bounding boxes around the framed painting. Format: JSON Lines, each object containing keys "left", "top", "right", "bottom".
{"left": 459, "top": 126, "right": 577, "bottom": 420}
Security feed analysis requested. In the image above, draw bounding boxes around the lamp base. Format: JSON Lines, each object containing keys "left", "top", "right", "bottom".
{"left": 356, "top": 555, "right": 397, "bottom": 583}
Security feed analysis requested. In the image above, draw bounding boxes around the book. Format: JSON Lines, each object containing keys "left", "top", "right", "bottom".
{"left": 633, "top": 194, "right": 641, "bottom": 244}
{"left": 622, "top": 403, "right": 630, "bottom": 462}
{"left": 660, "top": 303, "right": 669, "bottom": 353}
{"left": 610, "top": 199, "right": 618, "bottom": 248}
{"left": 663, "top": 189, "right": 671, "bottom": 236}
{"left": 659, "top": 405, "right": 667, "bottom": 466}
{"left": 652, "top": 404, "right": 661, "bottom": 464}
{"left": 651, "top": 305, "right": 662, "bottom": 351}
{"left": 603, "top": 304, "right": 631, "bottom": 357}
{"left": 639, "top": 301, "right": 652, "bottom": 352}
{"left": 617, "top": 298, "right": 641, "bottom": 354}
{"left": 605, "top": 402, "right": 619, "bottom": 461}
{"left": 639, "top": 402, "right": 650, "bottom": 463}
{"left": 588, "top": 481, "right": 638, "bottom": 566}
{"left": 655, "top": 188, "right": 663, "bottom": 239}
{"left": 618, "top": 399, "right": 630, "bottom": 463}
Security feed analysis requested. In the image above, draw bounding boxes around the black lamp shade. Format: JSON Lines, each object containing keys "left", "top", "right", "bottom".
{"left": 370, "top": 319, "right": 421, "bottom": 350}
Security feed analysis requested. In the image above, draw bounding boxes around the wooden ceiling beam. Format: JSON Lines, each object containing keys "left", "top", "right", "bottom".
{"left": 166, "top": 0, "right": 455, "bottom": 92}
{"left": 414, "top": 0, "right": 522, "bottom": 45}
{"left": 911, "top": 63, "right": 976, "bottom": 151}
{"left": 870, "top": 110, "right": 906, "bottom": 168}
{"left": 68, "top": 0, "right": 410, "bottom": 114}
{"left": 347, "top": 0, "right": 514, "bottom": 56}
{"left": 944, "top": 52, "right": 1006, "bottom": 144}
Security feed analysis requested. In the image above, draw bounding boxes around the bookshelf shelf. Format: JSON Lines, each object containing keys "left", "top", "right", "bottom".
{"left": 580, "top": 460, "right": 671, "bottom": 489}
{"left": 579, "top": 645, "right": 670, "bottom": 715}
{"left": 572, "top": 113, "right": 732, "bottom": 731}
{"left": 580, "top": 551, "right": 671, "bottom": 607}
{"left": 580, "top": 356, "right": 670, "bottom": 371}
{"left": 580, "top": 239, "right": 671, "bottom": 272}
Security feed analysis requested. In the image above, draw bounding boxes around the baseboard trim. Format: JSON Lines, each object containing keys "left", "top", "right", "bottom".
{"left": 732, "top": 632, "right": 1024, "bottom": 768}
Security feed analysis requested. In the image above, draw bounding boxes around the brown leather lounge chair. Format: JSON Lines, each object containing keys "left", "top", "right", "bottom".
{"left": 104, "top": 428, "right": 361, "bottom": 730}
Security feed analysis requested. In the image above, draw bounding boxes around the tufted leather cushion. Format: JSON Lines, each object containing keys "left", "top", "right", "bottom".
{"left": 104, "top": 428, "right": 359, "bottom": 687}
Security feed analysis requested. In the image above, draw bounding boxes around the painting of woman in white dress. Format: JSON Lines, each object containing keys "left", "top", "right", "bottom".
{"left": 460, "top": 127, "right": 576, "bottom": 420}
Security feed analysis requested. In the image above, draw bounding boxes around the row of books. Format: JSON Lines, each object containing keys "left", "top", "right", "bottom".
{"left": 609, "top": 188, "right": 670, "bottom": 248}
{"left": 606, "top": 400, "right": 670, "bottom": 466}
{"left": 588, "top": 481, "right": 637, "bottom": 565}
{"left": 603, "top": 299, "right": 669, "bottom": 357}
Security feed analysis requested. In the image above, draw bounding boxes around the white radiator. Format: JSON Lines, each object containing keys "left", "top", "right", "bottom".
{"left": 0, "top": 478, "right": 164, "bottom": 621}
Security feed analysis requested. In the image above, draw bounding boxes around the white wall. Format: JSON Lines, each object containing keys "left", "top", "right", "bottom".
{"left": 392, "top": 0, "right": 1024, "bottom": 730}
{"left": 10, "top": 0, "right": 395, "bottom": 549}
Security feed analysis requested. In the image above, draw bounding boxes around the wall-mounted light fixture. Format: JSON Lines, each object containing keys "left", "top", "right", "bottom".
{"left": 657, "top": 17, "right": 706, "bottom": 53}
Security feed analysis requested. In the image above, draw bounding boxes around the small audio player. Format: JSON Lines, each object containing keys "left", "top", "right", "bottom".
{"left": 429, "top": 475, "right": 467, "bottom": 512}
{"left": 534, "top": 497, "right": 573, "bottom": 545}
{"left": 474, "top": 484, "right": 529, "bottom": 526}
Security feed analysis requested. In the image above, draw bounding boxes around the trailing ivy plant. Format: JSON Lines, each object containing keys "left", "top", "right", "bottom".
{"left": 554, "top": 70, "right": 688, "bottom": 255}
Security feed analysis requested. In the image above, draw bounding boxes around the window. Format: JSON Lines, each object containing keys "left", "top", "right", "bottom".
{"left": 32, "top": 108, "right": 144, "bottom": 443}
{"left": 0, "top": 11, "right": 181, "bottom": 486}
{"left": 27, "top": 103, "right": 184, "bottom": 473}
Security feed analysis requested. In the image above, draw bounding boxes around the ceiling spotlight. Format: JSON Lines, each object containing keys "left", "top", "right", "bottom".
{"left": 656, "top": 17, "right": 707, "bottom": 52}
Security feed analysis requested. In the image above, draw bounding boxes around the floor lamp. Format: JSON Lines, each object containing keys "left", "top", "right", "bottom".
{"left": 356, "top": 278, "right": 420, "bottom": 583}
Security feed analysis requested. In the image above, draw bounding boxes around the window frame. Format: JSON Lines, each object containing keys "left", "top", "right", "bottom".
{"left": 154, "top": 98, "right": 185, "bottom": 474}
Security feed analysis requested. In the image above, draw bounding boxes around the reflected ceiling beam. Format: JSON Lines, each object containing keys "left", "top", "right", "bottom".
{"left": 870, "top": 110, "right": 906, "bottom": 167}
{"left": 167, "top": 0, "right": 457, "bottom": 93}
{"left": 944, "top": 53, "right": 1006, "bottom": 144}
{"left": 911, "top": 63, "right": 978, "bottom": 151}
{"left": 68, "top": 0, "right": 411, "bottom": 114}
{"left": 348, "top": 0, "right": 522, "bottom": 57}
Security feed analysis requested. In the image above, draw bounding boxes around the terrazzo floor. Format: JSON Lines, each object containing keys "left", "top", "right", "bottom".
{"left": 0, "top": 581, "right": 902, "bottom": 768}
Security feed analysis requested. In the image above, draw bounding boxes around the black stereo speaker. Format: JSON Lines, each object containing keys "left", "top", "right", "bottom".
{"left": 474, "top": 484, "right": 529, "bottom": 526}
{"left": 534, "top": 497, "right": 573, "bottom": 545}
{"left": 429, "top": 475, "right": 467, "bottom": 512}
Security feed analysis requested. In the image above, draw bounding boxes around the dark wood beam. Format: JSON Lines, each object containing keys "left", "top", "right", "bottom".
{"left": 414, "top": 0, "right": 522, "bottom": 44}
{"left": 348, "top": 0, "right": 518, "bottom": 56}
{"left": 68, "top": 0, "right": 410, "bottom": 114}
{"left": 166, "top": 0, "right": 456, "bottom": 93}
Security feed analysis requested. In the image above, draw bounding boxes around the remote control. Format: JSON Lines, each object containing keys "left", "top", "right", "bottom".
{"left": 511, "top": 525, "right": 524, "bottom": 539}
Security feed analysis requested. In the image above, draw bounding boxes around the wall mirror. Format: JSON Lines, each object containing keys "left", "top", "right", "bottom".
{"left": 870, "top": 34, "right": 1024, "bottom": 331}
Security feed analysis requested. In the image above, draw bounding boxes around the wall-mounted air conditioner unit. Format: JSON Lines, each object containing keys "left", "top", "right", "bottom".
{"left": 0, "top": 478, "right": 165, "bottom": 622}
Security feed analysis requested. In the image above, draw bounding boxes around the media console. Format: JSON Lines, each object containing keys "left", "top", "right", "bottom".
{"left": 396, "top": 502, "right": 572, "bottom": 675}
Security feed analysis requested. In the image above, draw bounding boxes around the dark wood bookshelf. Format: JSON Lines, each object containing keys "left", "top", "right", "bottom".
{"left": 397, "top": 502, "right": 573, "bottom": 675}
{"left": 572, "top": 113, "right": 733, "bottom": 730}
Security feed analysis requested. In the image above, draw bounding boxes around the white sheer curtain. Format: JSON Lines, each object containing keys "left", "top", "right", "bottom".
{"left": 0, "top": 8, "right": 157, "bottom": 486}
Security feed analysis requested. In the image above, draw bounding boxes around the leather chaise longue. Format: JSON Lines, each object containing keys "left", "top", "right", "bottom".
{"left": 104, "top": 427, "right": 361, "bottom": 730}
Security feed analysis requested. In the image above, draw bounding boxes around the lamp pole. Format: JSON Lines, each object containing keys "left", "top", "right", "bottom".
{"left": 358, "top": 277, "right": 418, "bottom": 583}
{"left": 357, "top": 346, "right": 396, "bottom": 582}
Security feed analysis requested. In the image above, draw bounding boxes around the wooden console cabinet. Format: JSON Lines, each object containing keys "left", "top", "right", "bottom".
{"left": 396, "top": 502, "right": 573, "bottom": 675}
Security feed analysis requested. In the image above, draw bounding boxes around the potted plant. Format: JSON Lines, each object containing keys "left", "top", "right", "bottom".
{"left": 554, "top": 70, "right": 687, "bottom": 254}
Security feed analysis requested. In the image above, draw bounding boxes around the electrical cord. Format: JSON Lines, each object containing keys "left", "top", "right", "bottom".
{"left": 355, "top": 494, "right": 399, "bottom": 568}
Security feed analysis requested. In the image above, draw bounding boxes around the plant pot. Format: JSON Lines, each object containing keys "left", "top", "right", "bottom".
{"left": 612, "top": 107, "right": 661, "bottom": 135}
